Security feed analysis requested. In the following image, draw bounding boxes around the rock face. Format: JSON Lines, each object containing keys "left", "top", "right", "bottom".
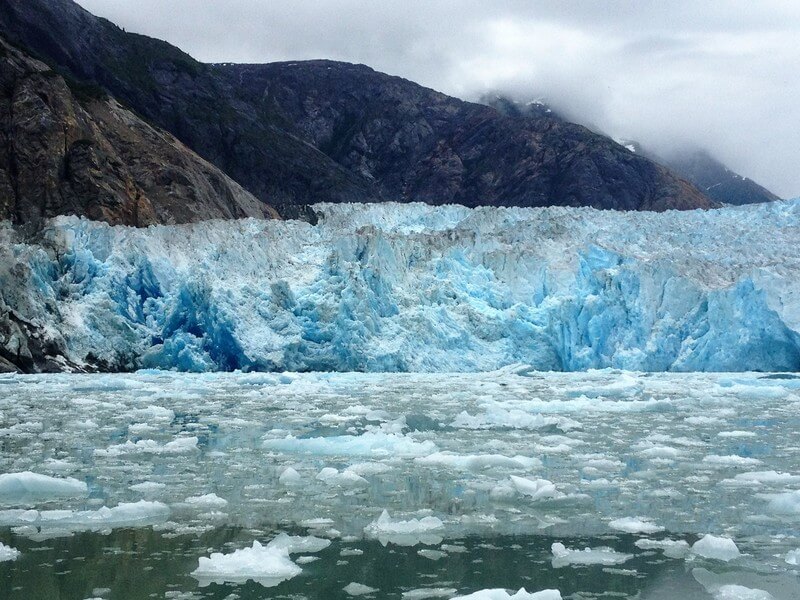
{"left": 0, "top": 0, "right": 715, "bottom": 216}
{"left": 0, "top": 37, "right": 277, "bottom": 226}
{"left": 659, "top": 148, "right": 780, "bottom": 206}
{"left": 484, "top": 96, "right": 781, "bottom": 207}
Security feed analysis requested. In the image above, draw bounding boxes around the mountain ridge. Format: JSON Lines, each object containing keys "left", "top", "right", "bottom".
{"left": 0, "top": 0, "right": 717, "bottom": 220}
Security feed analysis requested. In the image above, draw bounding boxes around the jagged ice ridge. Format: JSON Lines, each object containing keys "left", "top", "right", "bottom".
{"left": 2, "top": 200, "right": 800, "bottom": 372}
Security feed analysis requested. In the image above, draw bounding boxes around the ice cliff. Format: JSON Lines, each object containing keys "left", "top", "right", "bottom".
{"left": 2, "top": 200, "right": 800, "bottom": 372}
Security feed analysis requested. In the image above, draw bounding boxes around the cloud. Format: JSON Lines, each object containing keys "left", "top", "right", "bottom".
{"left": 75, "top": 0, "right": 800, "bottom": 197}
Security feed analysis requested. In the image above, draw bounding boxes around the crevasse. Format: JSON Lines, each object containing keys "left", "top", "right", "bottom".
{"left": 2, "top": 200, "right": 800, "bottom": 372}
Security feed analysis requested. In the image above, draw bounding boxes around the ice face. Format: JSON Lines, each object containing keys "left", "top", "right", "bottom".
{"left": 3, "top": 200, "right": 800, "bottom": 373}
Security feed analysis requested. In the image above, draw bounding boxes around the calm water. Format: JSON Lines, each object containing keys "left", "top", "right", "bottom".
{"left": 0, "top": 369, "right": 799, "bottom": 598}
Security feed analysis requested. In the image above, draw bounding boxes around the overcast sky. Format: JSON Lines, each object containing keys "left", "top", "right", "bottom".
{"left": 76, "top": 0, "right": 799, "bottom": 198}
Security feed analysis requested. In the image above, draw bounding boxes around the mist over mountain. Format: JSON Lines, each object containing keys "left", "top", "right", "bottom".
{"left": 482, "top": 95, "right": 781, "bottom": 207}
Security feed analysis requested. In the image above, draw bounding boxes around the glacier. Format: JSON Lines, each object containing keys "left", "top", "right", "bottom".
{"left": 2, "top": 199, "right": 800, "bottom": 372}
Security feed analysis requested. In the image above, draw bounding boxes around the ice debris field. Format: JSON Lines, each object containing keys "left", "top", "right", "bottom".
{"left": 3, "top": 200, "right": 800, "bottom": 373}
{"left": 0, "top": 369, "right": 799, "bottom": 598}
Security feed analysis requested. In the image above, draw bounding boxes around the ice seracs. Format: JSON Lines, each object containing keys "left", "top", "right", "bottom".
{"left": 5, "top": 199, "right": 800, "bottom": 373}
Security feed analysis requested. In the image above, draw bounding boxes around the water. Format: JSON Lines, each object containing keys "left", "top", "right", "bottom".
{"left": 0, "top": 369, "right": 799, "bottom": 598}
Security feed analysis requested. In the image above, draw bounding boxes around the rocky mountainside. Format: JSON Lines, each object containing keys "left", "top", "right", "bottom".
{"left": 657, "top": 148, "right": 780, "bottom": 206}
{"left": 483, "top": 96, "right": 780, "bottom": 207}
{"left": 0, "top": 0, "right": 715, "bottom": 218}
{"left": 0, "top": 36, "right": 277, "bottom": 226}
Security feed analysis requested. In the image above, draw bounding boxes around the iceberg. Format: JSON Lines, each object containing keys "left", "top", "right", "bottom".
{"left": 691, "top": 534, "right": 741, "bottom": 561}
{"left": 2, "top": 200, "right": 800, "bottom": 372}
{"left": 192, "top": 533, "right": 330, "bottom": 587}
{"left": 0, "top": 471, "right": 88, "bottom": 502}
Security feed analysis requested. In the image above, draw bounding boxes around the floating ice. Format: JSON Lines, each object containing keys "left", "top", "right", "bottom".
{"left": 364, "top": 510, "right": 444, "bottom": 546}
{"left": 691, "top": 535, "right": 741, "bottom": 561}
{"left": 452, "top": 589, "right": 562, "bottom": 600}
{"left": 713, "top": 585, "right": 775, "bottom": 600}
{"left": 316, "top": 467, "right": 369, "bottom": 488}
{"left": 764, "top": 490, "right": 800, "bottom": 514}
{"left": 0, "top": 542, "right": 20, "bottom": 561}
{"left": 0, "top": 501, "right": 169, "bottom": 532}
{"left": 608, "top": 517, "right": 664, "bottom": 534}
{"left": 278, "top": 467, "right": 302, "bottom": 485}
{"left": 264, "top": 432, "right": 437, "bottom": 457}
{"left": 183, "top": 493, "right": 228, "bottom": 508}
{"left": 550, "top": 542, "right": 632, "bottom": 566}
{"left": 634, "top": 538, "right": 690, "bottom": 558}
{"left": 402, "top": 588, "right": 458, "bottom": 599}
{"left": 95, "top": 436, "right": 198, "bottom": 456}
{"left": 510, "top": 477, "right": 562, "bottom": 501}
{"left": 0, "top": 471, "right": 88, "bottom": 501}
{"left": 720, "top": 471, "right": 800, "bottom": 487}
{"left": 702, "top": 455, "right": 762, "bottom": 468}
{"left": 416, "top": 453, "right": 540, "bottom": 472}
{"left": 343, "top": 582, "right": 378, "bottom": 596}
{"left": 785, "top": 548, "right": 800, "bottom": 565}
{"left": 192, "top": 534, "right": 330, "bottom": 587}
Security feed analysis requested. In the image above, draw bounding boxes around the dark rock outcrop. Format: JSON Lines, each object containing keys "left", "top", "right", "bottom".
{"left": 658, "top": 148, "right": 780, "bottom": 206}
{"left": 0, "top": 0, "right": 716, "bottom": 216}
{"left": 0, "top": 36, "right": 277, "bottom": 226}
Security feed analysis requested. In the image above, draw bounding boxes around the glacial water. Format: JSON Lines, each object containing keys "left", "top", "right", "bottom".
{"left": 1, "top": 369, "right": 799, "bottom": 599}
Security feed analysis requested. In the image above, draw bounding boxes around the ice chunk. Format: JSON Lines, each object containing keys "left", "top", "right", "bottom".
{"left": 192, "top": 534, "right": 330, "bottom": 587}
{"left": 764, "top": 489, "right": 800, "bottom": 514}
{"left": 608, "top": 517, "right": 664, "bottom": 534}
{"left": 634, "top": 538, "right": 690, "bottom": 558}
{"left": 0, "top": 471, "right": 88, "bottom": 501}
{"left": 264, "top": 432, "right": 437, "bottom": 457}
{"left": 691, "top": 534, "right": 740, "bottom": 561}
{"left": 316, "top": 467, "right": 369, "bottom": 488}
{"left": 416, "top": 453, "right": 540, "bottom": 472}
{"left": 0, "top": 501, "right": 170, "bottom": 532}
{"left": 452, "top": 589, "right": 561, "bottom": 600}
{"left": 551, "top": 542, "right": 632, "bottom": 566}
{"left": 184, "top": 493, "right": 228, "bottom": 508}
{"left": 418, "top": 549, "right": 446, "bottom": 561}
{"left": 343, "top": 582, "right": 378, "bottom": 596}
{"left": 129, "top": 481, "right": 166, "bottom": 493}
{"left": 278, "top": 467, "right": 302, "bottom": 485}
{"left": 95, "top": 436, "right": 198, "bottom": 456}
{"left": 364, "top": 510, "right": 444, "bottom": 546}
{"left": 0, "top": 542, "right": 20, "bottom": 561}
{"left": 365, "top": 510, "right": 443, "bottom": 536}
{"left": 402, "top": 588, "right": 458, "bottom": 599}
{"left": 702, "top": 455, "right": 762, "bottom": 467}
{"left": 192, "top": 540, "right": 301, "bottom": 586}
{"left": 785, "top": 548, "right": 800, "bottom": 565}
{"left": 510, "top": 476, "right": 562, "bottom": 501}
{"left": 712, "top": 585, "right": 774, "bottom": 600}
{"left": 720, "top": 471, "right": 800, "bottom": 487}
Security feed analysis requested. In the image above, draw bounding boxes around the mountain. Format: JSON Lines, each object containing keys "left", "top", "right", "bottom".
{"left": 0, "top": 0, "right": 715, "bottom": 220}
{"left": 656, "top": 148, "right": 780, "bottom": 206}
{"left": 0, "top": 36, "right": 277, "bottom": 226}
{"left": 483, "top": 96, "right": 780, "bottom": 207}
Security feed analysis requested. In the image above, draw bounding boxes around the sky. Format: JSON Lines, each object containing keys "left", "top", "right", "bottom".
{"left": 76, "top": 0, "right": 800, "bottom": 198}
